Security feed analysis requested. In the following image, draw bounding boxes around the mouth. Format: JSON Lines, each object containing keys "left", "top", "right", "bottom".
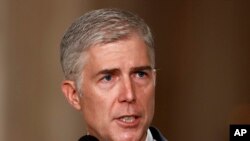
{"left": 120, "top": 116, "right": 137, "bottom": 123}
{"left": 115, "top": 115, "right": 141, "bottom": 128}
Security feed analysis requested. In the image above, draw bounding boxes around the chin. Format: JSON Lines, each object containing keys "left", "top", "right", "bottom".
{"left": 114, "top": 136, "right": 139, "bottom": 141}
{"left": 112, "top": 130, "right": 145, "bottom": 141}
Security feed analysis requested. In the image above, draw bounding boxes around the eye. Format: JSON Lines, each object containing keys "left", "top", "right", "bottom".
{"left": 101, "top": 74, "right": 112, "bottom": 82}
{"left": 135, "top": 71, "right": 147, "bottom": 78}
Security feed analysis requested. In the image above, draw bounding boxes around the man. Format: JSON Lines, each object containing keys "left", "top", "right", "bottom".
{"left": 60, "top": 8, "right": 167, "bottom": 141}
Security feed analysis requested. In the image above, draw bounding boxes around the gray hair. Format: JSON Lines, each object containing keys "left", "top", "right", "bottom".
{"left": 60, "top": 8, "right": 154, "bottom": 91}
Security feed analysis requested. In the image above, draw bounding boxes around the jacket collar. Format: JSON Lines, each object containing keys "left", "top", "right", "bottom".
{"left": 149, "top": 126, "right": 168, "bottom": 141}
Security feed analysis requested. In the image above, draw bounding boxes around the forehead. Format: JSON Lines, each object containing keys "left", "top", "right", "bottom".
{"left": 83, "top": 34, "right": 152, "bottom": 70}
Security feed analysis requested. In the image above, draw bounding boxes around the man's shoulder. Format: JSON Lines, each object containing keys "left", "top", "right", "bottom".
{"left": 149, "top": 126, "right": 168, "bottom": 141}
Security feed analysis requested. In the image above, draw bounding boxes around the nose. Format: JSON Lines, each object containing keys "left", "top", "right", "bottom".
{"left": 118, "top": 76, "right": 136, "bottom": 103}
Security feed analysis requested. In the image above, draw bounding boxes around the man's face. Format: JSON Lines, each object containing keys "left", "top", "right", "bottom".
{"left": 79, "top": 34, "right": 155, "bottom": 141}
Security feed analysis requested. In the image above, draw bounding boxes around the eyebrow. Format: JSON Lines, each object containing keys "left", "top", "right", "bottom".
{"left": 130, "top": 66, "right": 153, "bottom": 72}
{"left": 95, "top": 66, "right": 154, "bottom": 76}
{"left": 96, "top": 68, "right": 120, "bottom": 76}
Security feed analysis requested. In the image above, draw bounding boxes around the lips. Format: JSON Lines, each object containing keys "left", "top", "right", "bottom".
{"left": 115, "top": 115, "right": 141, "bottom": 128}
{"left": 120, "top": 116, "right": 136, "bottom": 123}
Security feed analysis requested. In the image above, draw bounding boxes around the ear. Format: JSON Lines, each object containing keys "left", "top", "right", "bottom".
{"left": 61, "top": 80, "right": 81, "bottom": 110}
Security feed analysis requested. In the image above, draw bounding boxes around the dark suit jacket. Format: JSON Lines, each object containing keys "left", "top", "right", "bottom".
{"left": 149, "top": 126, "right": 168, "bottom": 141}
{"left": 78, "top": 126, "right": 167, "bottom": 141}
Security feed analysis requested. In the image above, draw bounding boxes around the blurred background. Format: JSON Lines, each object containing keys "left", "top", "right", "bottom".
{"left": 0, "top": 0, "right": 249, "bottom": 141}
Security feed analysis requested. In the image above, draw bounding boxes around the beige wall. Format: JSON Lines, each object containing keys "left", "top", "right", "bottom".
{"left": 1, "top": 0, "right": 249, "bottom": 141}
{"left": 0, "top": 0, "right": 8, "bottom": 140}
{"left": 2, "top": 0, "right": 88, "bottom": 140}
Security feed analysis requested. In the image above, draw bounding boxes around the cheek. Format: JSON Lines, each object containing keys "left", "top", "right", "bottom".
{"left": 145, "top": 85, "right": 155, "bottom": 111}
{"left": 139, "top": 82, "right": 155, "bottom": 100}
{"left": 145, "top": 88, "right": 155, "bottom": 122}
{"left": 80, "top": 86, "right": 115, "bottom": 123}
{"left": 136, "top": 83, "right": 155, "bottom": 112}
{"left": 80, "top": 88, "right": 100, "bottom": 119}
{"left": 145, "top": 90, "right": 155, "bottom": 114}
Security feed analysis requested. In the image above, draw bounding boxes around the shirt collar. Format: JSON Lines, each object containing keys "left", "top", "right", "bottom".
{"left": 145, "top": 128, "right": 155, "bottom": 141}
